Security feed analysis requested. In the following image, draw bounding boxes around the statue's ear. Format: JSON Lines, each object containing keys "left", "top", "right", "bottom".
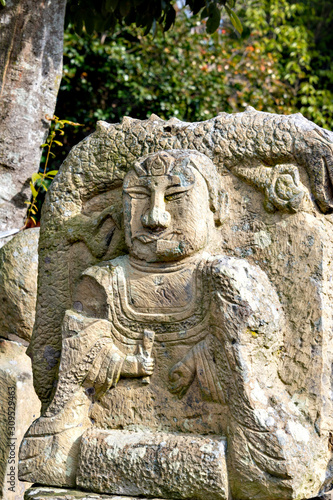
{"left": 214, "top": 190, "right": 229, "bottom": 226}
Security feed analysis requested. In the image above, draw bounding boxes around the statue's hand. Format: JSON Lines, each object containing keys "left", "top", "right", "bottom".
{"left": 122, "top": 346, "right": 155, "bottom": 378}
{"left": 136, "top": 345, "right": 155, "bottom": 377}
{"left": 84, "top": 341, "right": 121, "bottom": 397}
{"left": 169, "top": 361, "right": 195, "bottom": 398}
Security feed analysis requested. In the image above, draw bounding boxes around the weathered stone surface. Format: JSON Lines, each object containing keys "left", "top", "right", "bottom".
{"left": 0, "top": 228, "right": 39, "bottom": 342}
{"left": 24, "top": 486, "right": 167, "bottom": 500}
{"left": 0, "top": 0, "right": 67, "bottom": 243}
{"left": 0, "top": 339, "right": 41, "bottom": 500}
{"left": 77, "top": 429, "right": 228, "bottom": 499}
{"left": 19, "top": 112, "right": 333, "bottom": 500}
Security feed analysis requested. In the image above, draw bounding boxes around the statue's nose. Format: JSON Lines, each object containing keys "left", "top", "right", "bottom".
{"left": 141, "top": 206, "right": 171, "bottom": 230}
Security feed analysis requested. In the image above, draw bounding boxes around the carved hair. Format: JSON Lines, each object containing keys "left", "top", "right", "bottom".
{"left": 133, "top": 150, "right": 226, "bottom": 225}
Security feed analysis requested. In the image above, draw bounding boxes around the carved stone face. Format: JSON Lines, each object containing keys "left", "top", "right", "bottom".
{"left": 123, "top": 155, "right": 213, "bottom": 262}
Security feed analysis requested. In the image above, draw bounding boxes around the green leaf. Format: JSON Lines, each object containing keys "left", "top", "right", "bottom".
{"left": 119, "top": 0, "right": 131, "bottom": 17}
{"left": 206, "top": 5, "right": 221, "bottom": 34}
{"left": 49, "top": 152, "right": 56, "bottom": 157}
{"left": 45, "top": 170, "right": 59, "bottom": 177}
{"left": 225, "top": 5, "right": 243, "bottom": 34}
{"left": 53, "top": 140, "right": 63, "bottom": 146}
{"left": 59, "top": 119, "right": 83, "bottom": 126}
{"left": 200, "top": 6, "right": 209, "bottom": 20}
{"left": 30, "top": 182, "right": 38, "bottom": 198}
{"left": 84, "top": 13, "right": 95, "bottom": 35}
{"left": 163, "top": 7, "right": 176, "bottom": 32}
{"left": 42, "top": 183, "right": 48, "bottom": 191}
{"left": 40, "top": 143, "right": 49, "bottom": 148}
{"left": 31, "top": 173, "right": 42, "bottom": 183}
{"left": 152, "top": 18, "right": 157, "bottom": 38}
{"left": 105, "top": 0, "right": 118, "bottom": 12}
{"left": 0, "top": 0, "right": 6, "bottom": 6}
{"left": 74, "top": 10, "right": 84, "bottom": 35}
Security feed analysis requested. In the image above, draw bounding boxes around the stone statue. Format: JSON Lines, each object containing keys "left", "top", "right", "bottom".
{"left": 19, "top": 111, "right": 333, "bottom": 500}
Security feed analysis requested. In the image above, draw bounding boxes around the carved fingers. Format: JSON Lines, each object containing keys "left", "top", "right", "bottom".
{"left": 84, "top": 342, "right": 123, "bottom": 397}
{"left": 121, "top": 347, "right": 155, "bottom": 378}
{"left": 137, "top": 345, "right": 155, "bottom": 376}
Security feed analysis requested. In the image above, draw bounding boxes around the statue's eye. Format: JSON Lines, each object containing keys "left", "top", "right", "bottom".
{"left": 125, "top": 189, "right": 150, "bottom": 199}
{"left": 165, "top": 191, "right": 186, "bottom": 202}
{"left": 131, "top": 192, "right": 149, "bottom": 199}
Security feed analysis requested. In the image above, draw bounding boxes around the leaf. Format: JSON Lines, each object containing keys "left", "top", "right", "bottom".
{"left": 53, "top": 140, "right": 63, "bottom": 146}
{"left": 74, "top": 10, "right": 84, "bottom": 35}
{"left": 30, "top": 208, "right": 37, "bottom": 215}
{"left": 84, "top": 13, "right": 95, "bottom": 35}
{"left": 200, "top": 6, "right": 209, "bottom": 20}
{"left": 105, "top": 0, "right": 118, "bottom": 11}
{"left": 40, "top": 143, "right": 49, "bottom": 148}
{"left": 45, "top": 170, "right": 59, "bottom": 176}
{"left": 0, "top": 0, "right": 6, "bottom": 6}
{"left": 206, "top": 5, "right": 221, "bottom": 34}
{"left": 152, "top": 18, "right": 157, "bottom": 38}
{"left": 31, "top": 216, "right": 37, "bottom": 225}
{"left": 30, "top": 182, "right": 38, "bottom": 198}
{"left": 49, "top": 152, "right": 56, "bottom": 157}
{"left": 143, "top": 19, "right": 153, "bottom": 36}
{"left": 189, "top": 0, "right": 204, "bottom": 16}
{"left": 60, "top": 119, "right": 83, "bottom": 126}
{"left": 225, "top": 5, "right": 243, "bottom": 34}
{"left": 164, "top": 7, "right": 176, "bottom": 32}
{"left": 119, "top": 0, "right": 131, "bottom": 17}
{"left": 42, "top": 183, "right": 48, "bottom": 191}
{"left": 31, "top": 173, "right": 42, "bottom": 183}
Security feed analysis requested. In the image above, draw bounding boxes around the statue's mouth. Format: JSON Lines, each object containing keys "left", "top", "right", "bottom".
{"left": 134, "top": 230, "right": 180, "bottom": 244}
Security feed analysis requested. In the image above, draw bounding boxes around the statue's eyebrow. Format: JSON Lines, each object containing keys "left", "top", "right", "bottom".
{"left": 166, "top": 174, "right": 195, "bottom": 192}
{"left": 123, "top": 177, "right": 149, "bottom": 191}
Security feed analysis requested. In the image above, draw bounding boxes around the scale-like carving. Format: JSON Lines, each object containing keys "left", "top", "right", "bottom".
{"left": 19, "top": 148, "right": 333, "bottom": 500}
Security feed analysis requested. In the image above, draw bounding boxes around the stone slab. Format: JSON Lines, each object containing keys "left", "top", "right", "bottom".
{"left": 0, "top": 227, "right": 39, "bottom": 342}
{"left": 77, "top": 429, "right": 228, "bottom": 500}
{"left": 0, "top": 339, "right": 41, "bottom": 500}
{"left": 24, "top": 486, "right": 168, "bottom": 500}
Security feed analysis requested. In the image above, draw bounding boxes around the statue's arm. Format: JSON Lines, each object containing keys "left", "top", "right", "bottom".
{"left": 209, "top": 256, "right": 317, "bottom": 497}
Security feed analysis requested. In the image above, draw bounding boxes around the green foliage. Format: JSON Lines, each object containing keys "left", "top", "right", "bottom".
{"left": 25, "top": 116, "right": 82, "bottom": 227}
{"left": 65, "top": 0, "right": 242, "bottom": 36}
{"left": 244, "top": 0, "right": 333, "bottom": 129}
{"left": 55, "top": 0, "right": 333, "bottom": 159}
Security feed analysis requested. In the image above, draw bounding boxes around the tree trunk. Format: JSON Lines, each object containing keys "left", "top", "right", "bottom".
{"left": 0, "top": 0, "right": 67, "bottom": 246}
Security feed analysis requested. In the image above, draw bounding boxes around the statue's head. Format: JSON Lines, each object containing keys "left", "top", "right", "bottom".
{"left": 123, "top": 150, "right": 225, "bottom": 262}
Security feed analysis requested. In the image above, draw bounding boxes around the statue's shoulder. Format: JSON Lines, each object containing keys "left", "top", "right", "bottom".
{"left": 207, "top": 254, "right": 283, "bottom": 328}
{"left": 208, "top": 253, "right": 268, "bottom": 286}
{"left": 73, "top": 256, "right": 128, "bottom": 318}
{"left": 82, "top": 254, "right": 128, "bottom": 284}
